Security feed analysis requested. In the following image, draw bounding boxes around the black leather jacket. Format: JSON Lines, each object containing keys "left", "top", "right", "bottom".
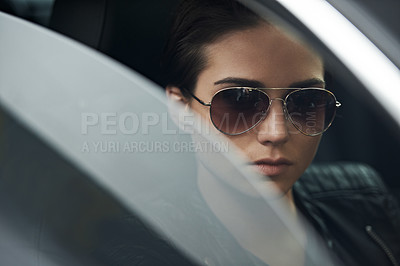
{"left": 294, "top": 163, "right": 400, "bottom": 266}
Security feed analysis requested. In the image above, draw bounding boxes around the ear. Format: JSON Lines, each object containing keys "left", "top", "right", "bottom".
{"left": 166, "top": 86, "right": 189, "bottom": 105}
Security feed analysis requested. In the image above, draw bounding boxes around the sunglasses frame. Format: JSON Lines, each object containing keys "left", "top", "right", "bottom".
{"left": 185, "top": 87, "right": 341, "bottom": 136}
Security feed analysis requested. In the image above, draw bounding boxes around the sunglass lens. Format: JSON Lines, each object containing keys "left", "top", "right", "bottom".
{"left": 210, "top": 88, "right": 269, "bottom": 135}
{"left": 286, "top": 89, "right": 336, "bottom": 135}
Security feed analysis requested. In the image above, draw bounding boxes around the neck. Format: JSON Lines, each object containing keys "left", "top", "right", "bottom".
{"left": 197, "top": 161, "right": 306, "bottom": 265}
{"left": 286, "top": 188, "right": 298, "bottom": 216}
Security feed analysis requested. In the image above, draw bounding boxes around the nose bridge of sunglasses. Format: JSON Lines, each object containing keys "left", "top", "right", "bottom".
{"left": 265, "top": 97, "right": 288, "bottom": 119}
{"left": 254, "top": 99, "right": 290, "bottom": 136}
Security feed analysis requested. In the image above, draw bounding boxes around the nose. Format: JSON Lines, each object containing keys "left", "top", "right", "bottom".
{"left": 255, "top": 98, "right": 290, "bottom": 145}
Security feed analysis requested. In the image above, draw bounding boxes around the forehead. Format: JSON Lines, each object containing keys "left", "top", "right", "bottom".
{"left": 198, "top": 24, "right": 323, "bottom": 90}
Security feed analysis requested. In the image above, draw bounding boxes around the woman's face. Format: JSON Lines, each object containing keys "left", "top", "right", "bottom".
{"left": 189, "top": 24, "right": 324, "bottom": 195}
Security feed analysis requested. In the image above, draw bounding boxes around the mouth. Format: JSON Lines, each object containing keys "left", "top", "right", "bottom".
{"left": 251, "top": 158, "right": 293, "bottom": 177}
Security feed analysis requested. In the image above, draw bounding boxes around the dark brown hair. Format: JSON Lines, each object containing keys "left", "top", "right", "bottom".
{"left": 161, "top": 0, "right": 264, "bottom": 96}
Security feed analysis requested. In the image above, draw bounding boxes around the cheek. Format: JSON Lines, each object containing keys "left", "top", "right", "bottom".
{"left": 189, "top": 101, "right": 210, "bottom": 121}
{"left": 223, "top": 133, "right": 253, "bottom": 150}
{"left": 293, "top": 134, "right": 321, "bottom": 163}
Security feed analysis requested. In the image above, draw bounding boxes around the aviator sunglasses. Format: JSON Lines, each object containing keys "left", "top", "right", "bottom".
{"left": 186, "top": 87, "right": 341, "bottom": 136}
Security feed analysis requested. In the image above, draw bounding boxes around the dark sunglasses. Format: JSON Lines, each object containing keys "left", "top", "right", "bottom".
{"left": 186, "top": 87, "right": 341, "bottom": 136}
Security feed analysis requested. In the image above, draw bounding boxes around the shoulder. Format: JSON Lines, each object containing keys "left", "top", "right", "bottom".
{"left": 294, "top": 162, "right": 387, "bottom": 198}
{"left": 293, "top": 162, "right": 400, "bottom": 225}
{"left": 293, "top": 162, "right": 400, "bottom": 266}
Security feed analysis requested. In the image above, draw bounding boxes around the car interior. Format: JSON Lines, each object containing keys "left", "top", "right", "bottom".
{"left": 0, "top": 0, "right": 399, "bottom": 264}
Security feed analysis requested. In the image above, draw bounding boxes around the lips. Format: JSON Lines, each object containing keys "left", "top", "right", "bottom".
{"left": 251, "top": 158, "right": 293, "bottom": 177}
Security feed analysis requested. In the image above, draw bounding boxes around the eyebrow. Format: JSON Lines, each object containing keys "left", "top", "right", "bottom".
{"left": 288, "top": 78, "right": 326, "bottom": 88}
{"left": 214, "top": 77, "right": 265, "bottom": 88}
{"left": 214, "top": 77, "right": 325, "bottom": 88}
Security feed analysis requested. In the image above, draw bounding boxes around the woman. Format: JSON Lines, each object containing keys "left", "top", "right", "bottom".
{"left": 162, "top": 0, "right": 400, "bottom": 265}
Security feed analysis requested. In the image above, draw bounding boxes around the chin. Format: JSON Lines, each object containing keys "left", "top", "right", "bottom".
{"left": 267, "top": 178, "right": 294, "bottom": 198}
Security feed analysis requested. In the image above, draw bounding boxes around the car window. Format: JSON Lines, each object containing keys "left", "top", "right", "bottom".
{"left": 326, "top": 0, "right": 400, "bottom": 68}
{"left": 0, "top": 6, "right": 340, "bottom": 265}
{"left": 1, "top": 0, "right": 399, "bottom": 265}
